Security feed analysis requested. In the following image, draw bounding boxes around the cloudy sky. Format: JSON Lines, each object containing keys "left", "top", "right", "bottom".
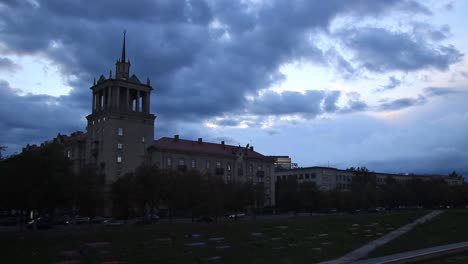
{"left": 0, "top": 0, "right": 467, "bottom": 177}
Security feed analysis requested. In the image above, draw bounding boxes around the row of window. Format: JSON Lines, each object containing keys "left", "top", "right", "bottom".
{"left": 336, "top": 175, "right": 352, "bottom": 182}
{"left": 276, "top": 173, "right": 317, "bottom": 181}
{"left": 91, "top": 117, "right": 107, "bottom": 125}
{"left": 165, "top": 157, "right": 266, "bottom": 173}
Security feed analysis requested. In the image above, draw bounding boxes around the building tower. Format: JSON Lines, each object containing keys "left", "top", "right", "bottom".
{"left": 86, "top": 31, "right": 156, "bottom": 184}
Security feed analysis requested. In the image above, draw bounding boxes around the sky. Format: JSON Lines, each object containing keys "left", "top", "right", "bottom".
{"left": 0, "top": 0, "right": 467, "bottom": 177}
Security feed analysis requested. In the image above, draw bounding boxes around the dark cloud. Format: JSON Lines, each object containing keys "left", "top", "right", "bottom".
{"left": 365, "top": 152, "right": 468, "bottom": 177}
{"left": 378, "top": 95, "right": 427, "bottom": 111}
{"left": 376, "top": 76, "right": 402, "bottom": 92}
{"left": 412, "top": 22, "right": 451, "bottom": 41}
{"left": 423, "top": 87, "right": 463, "bottom": 97}
{"left": 337, "top": 27, "right": 463, "bottom": 73}
{"left": 247, "top": 90, "right": 340, "bottom": 117}
{"left": 0, "top": 80, "right": 87, "bottom": 151}
{"left": 326, "top": 48, "right": 357, "bottom": 79}
{"left": 0, "top": 0, "right": 459, "bottom": 156}
{"left": 323, "top": 91, "right": 341, "bottom": 112}
{"left": 0, "top": 57, "right": 19, "bottom": 72}
{"left": 340, "top": 92, "right": 368, "bottom": 113}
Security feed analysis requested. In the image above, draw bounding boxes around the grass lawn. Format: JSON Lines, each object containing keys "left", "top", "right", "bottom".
{"left": 0, "top": 211, "right": 425, "bottom": 264}
{"left": 367, "top": 209, "right": 468, "bottom": 259}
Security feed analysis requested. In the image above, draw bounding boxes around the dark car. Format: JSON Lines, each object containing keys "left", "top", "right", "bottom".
{"left": 27, "top": 216, "right": 52, "bottom": 229}
{"left": 196, "top": 216, "right": 214, "bottom": 223}
{"left": 0, "top": 216, "right": 20, "bottom": 226}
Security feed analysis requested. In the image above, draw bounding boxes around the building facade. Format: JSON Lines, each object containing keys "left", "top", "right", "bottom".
{"left": 274, "top": 166, "right": 464, "bottom": 191}
{"left": 148, "top": 136, "right": 275, "bottom": 206}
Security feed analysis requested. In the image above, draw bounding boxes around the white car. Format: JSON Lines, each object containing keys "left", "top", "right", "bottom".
{"left": 228, "top": 213, "right": 246, "bottom": 219}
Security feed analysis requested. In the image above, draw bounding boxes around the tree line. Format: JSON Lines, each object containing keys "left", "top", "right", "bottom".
{"left": 0, "top": 143, "right": 264, "bottom": 219}
{"left": 276, "top": 167, "right": 468, "bottom": 213}
{"left": 0, "top": 143, "right": 105, "bottom": 218}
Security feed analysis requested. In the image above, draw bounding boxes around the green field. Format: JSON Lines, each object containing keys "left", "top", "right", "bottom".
{"left": 367, "top": 209, "right": 468, "bottom": 259}
{"left": 1, "top": 212, "right": 425, "bottom": 264}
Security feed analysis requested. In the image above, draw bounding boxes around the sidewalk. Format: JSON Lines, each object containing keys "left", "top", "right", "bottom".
{"left": 319, "top": 210, "right": 444, "bottom": 264}
{"left": 354, "top": 241, "right": 468, "bottom": 264}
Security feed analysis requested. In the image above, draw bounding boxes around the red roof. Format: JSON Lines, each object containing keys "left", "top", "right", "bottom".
{"left": 151, "top": 137, "right": 272, "bottom": 161}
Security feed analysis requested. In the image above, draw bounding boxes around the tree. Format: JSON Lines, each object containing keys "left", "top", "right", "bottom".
{"left": 69, "top": 165, "right": 105, "bottom": 218}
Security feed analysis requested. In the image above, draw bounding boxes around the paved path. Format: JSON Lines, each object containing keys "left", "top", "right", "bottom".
{"left": 353, "top": 240, "right": 468, "bottom": 264}
{"left": 319, "top": 210, "right": 444, "bottom": 264}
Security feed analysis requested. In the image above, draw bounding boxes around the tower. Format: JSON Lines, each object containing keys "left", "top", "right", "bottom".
{"left": 86, "top": 31, "right": 156, "bottom": 184}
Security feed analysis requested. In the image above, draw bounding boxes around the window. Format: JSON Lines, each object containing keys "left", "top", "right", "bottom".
{"left": 66, "top": 150, "right": 71, "bottom": 158}
{"left": 141, "top": 136, "right": 145, "bottom": 143}
{"left": 257, "top": 165, "right": 263, "bottom": 171}
{"left": 216, "top": 161, "right": 222, "bottom": 168}
{"left": 206, "top": 160, "right": 211, "bottom": 169}
{"left": 299, "top": 174, "right": 304, "bottom": 180}
{"left": 98, "top": 118, "right": 100, "bottom": 123}
{"left": 117, "top": 143, "right": 122, "bottom": 150}
{"left": 249, "top": 164, "right": 253, "bottom": 173}
{"left": 167, "top": 157, "right": 172, "bottom": 167}
{"left": 179, "top": 159, "right": 185, "bottom": 166}
{"left": 305, "top": 173, "right": 310, "bottom": 179}
{"left": 103, "top": 117, "right": 106, "bottom": 121}
{"left": 227, "top": 163, "right": 231, "bottom": 171}
{"left": 117, "top": 155, "right": 122, "bottom": 163}
{"left": 118, "top": 127, "right": 123, "bottom": 136}
{"left": 191, "top": 159, "right": 196, "bottom": 168}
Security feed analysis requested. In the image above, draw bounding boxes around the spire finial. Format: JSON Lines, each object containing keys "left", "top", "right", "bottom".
{"left": 121, "top": 30, "right": 127, "bottom": 63}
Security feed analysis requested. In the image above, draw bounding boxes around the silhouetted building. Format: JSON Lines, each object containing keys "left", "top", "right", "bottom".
{"left": 28, "top": 33, "right": 275, "bottom": 210}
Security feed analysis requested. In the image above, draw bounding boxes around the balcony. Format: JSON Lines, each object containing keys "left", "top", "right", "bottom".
{"left": 256, "top": 170, "right": 265, "bottom": 177}
{"left": 215, "top": 168, "right": 224, "bottom": 175}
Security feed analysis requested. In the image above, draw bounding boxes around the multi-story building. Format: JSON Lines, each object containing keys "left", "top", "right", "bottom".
{"left": 148, "top": 136, "right": 275, "bottom": 206}
{"left": 274, "top": 166, "right": 464, "bottom": 191}
{"left": 24, "top": 33, "right": 275, "bottom": 207}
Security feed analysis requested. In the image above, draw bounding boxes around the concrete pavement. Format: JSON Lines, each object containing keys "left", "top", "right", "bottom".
{"left": 354, "top": 240, "right": 468, "bottom": 264}
{"left": 319, "top": 210, "right": 444, "bottom": 264}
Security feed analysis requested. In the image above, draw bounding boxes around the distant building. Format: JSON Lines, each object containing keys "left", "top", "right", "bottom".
{"left": 269, "top": 155, "right": 292, "bottom": 170}
{"left": 274, "top": 166, "right": 464, "bottom": 191}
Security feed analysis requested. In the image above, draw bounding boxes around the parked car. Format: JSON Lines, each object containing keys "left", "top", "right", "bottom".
{"left": 0, "top": 216, "right": 20, "bottom": 226}
{"left": 53, "top": 215, "right": 71, "bottom": 225}
{"left": 27, "top": 216, "right": 52, "bottom": 229}
{"left": 196, "top": 216, "right": 214, "bottom": 223}
{"left": 73, "top": 216, "right": 91, "bottom": 224}
{"left": 228, "top": 213, "right": 246, "bottom": 219}
{"left": 104, "top": 218, "right": 125, "bottom": 226}
{"left": 91, "top": 216, "right": 109, "bottom": 224}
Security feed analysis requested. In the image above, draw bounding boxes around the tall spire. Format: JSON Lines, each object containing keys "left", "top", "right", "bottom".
{"left": 121, "top": 30, "right": 126, "bottom": 63}
{"left": 116, "top": 30, "right": 130, "bottom": 79}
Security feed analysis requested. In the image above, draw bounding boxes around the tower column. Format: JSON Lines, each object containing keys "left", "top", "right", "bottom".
{"left": 108, "top": 86, "right": 113, "bottom": 109}
{"left": 98, "top": 91, "right": 102, "bottom": 110}
{"left": 116, "top": 87, "right": 120, "bottom": 108}
{"left": 146, "top": 92, "right": 150, "bottom": 113}
{"left": 92, "top": 92, "right": 96, "bottom": 112}
{"left": 136, "top": 91, "right": 140, "bottom": 112}
{"left": 126, "top": 88, "right": 130, "bottom": 112}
